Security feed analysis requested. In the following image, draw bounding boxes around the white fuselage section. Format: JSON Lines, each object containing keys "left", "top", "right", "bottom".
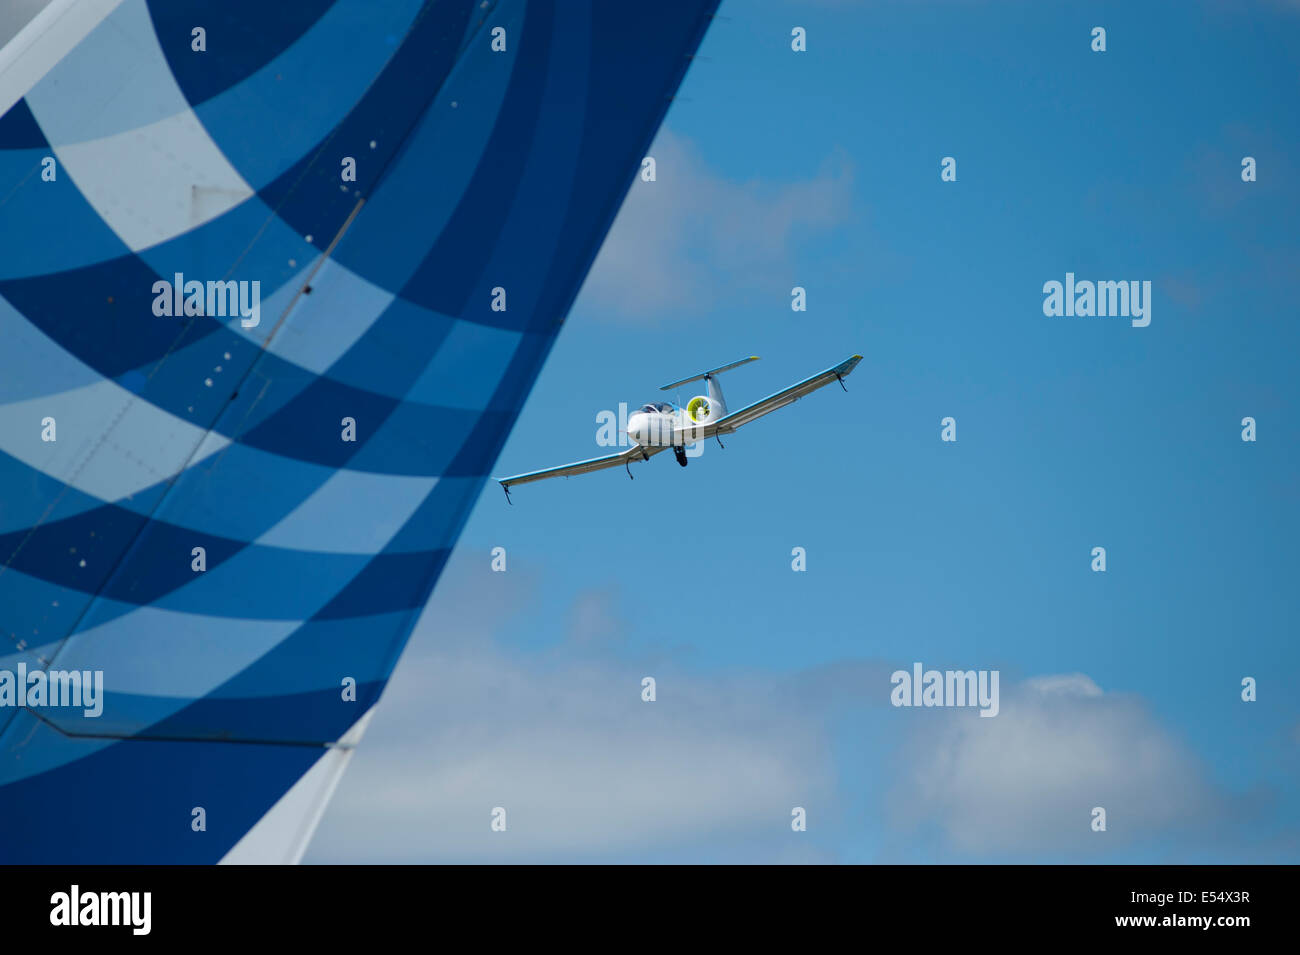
{"left": 627, "top": 380, "right": 726, "bottom": 447}
{"left": 627, "top": 409, "right": 680, "bottom": 447}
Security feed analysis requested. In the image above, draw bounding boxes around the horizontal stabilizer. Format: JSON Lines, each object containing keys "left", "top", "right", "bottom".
{"left": 659, "top": 356, "right": 759, "bottom": 391}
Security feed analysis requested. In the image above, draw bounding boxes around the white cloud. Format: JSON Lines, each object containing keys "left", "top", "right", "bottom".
{"left": 306, "top": 552, "right": 1241, "bottom": 862}
{"left": 888, "top": 673, "right": 1222, "bottom": 854}
{"left": 306, "top": 556, "right": 833, "bottom": 862}
{"left": 580, "top": 128, "right": 853, "bottom": 321}
{"left": 566, "top": 586, "right": 621, "bottom": 647}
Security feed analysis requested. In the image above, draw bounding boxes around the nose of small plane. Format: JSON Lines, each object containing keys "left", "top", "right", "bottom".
{"left": 626, "top": 413, "right": 646, "bottom": 445}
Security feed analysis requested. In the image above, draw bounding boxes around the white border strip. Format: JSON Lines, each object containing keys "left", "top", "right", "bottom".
{"left": 219, "top": 709, "right": 375, "bottom": 865}
{"left": 0, "top": 0, "right": 125, "bottom": 121}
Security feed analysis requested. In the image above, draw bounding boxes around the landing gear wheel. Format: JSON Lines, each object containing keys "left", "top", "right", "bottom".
{"left": 674, "top": 446, "right": 689, "bottom": 467}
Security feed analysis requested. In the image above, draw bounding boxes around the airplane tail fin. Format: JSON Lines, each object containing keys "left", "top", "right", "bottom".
{"left": 660, "top": 356, "right": 759, "bottom": 418}
{"left": 659, "top": 356, "right": 760, "bottom": 391}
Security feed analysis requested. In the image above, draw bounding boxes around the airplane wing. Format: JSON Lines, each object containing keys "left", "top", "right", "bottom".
{"left": 499, "top": 444, "right": 668, "bottom": 489}
{"left": 676, "top": 354, "right": 863, "bottom": 442}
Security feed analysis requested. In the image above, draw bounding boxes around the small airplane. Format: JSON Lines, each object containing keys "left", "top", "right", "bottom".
{"left": 495, "top": 353, "right": 862, "bottom": 500}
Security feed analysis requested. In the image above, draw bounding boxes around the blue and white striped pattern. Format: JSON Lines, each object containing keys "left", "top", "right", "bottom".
{"left": 0, "top": 0, "right": 717, "bottom": 862}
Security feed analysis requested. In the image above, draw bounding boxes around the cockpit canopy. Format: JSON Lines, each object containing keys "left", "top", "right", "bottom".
{"left": 638, "top": 402, "right": 674, "bottom": 414}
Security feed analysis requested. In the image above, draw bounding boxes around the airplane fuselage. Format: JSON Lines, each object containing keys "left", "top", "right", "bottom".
{"left": 626, "top": 408, "right": 680, "bottom": 447}
{"left": 626, "top": 393, "right": 720, "bottom": 447}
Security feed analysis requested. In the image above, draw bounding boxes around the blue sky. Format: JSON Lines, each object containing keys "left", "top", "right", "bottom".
{"left": 310, "top": 0, "right": 1300, "bottom": 863}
